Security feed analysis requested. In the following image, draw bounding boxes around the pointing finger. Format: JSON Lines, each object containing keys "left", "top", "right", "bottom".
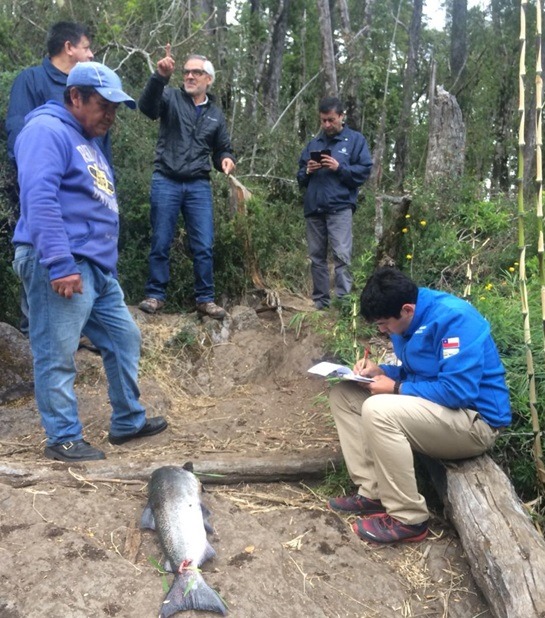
{"left": 165, "top": 43, "right": 171, "bottom": 57}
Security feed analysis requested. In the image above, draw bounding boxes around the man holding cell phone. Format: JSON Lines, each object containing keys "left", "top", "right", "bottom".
{"left": 297, "top": 97, "right": 372, "bottom": 309}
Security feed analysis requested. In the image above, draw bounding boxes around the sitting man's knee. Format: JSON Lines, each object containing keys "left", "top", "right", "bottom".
{"left": 329, "top": 381, "right": 363, "bottom": 412}
{"left": 361, "top": 395, "right": 396, "bottom": 431}
{"left": 329, "top": 382, "right": 346, "bottom": 406}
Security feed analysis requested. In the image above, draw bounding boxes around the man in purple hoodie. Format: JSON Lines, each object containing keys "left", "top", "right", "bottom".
{"left": 12, "top": 62, "right": 168, "bottom": 462}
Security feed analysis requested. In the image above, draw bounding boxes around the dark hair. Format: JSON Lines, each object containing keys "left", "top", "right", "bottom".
{"left": 360, "top": 268, "right": 419, "bottom": 321}
{"left": 63, "top": 85, "right": 97, "bottom": 105}
{"left": 318, "top": 96, "right": 344, "bottom": 115}
{"left": 47, "top": 21, "right": 92, "bottom": 57}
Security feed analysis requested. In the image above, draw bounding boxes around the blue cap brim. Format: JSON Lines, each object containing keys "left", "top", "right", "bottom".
{"left": 96, "top": 87, "right": 136, "bottom": 109}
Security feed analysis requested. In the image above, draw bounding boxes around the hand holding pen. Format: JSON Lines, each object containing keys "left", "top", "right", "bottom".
{"left": 353, "top": 348, "right": 384, "bottom": 378}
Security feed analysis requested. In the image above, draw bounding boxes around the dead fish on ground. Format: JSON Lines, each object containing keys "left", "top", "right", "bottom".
{"left": 141, "top": 464, "right": 227, "bottom": 617}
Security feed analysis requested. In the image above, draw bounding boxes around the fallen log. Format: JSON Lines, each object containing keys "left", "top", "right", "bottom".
{"left": 419, "top": 453, "right": 545, "bottom": 618}
{"left": 0, "top": 449, "right": 342, "bottom": 488}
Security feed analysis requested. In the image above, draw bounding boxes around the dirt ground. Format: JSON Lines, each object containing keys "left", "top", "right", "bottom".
{"left": 0, "top": 295, "right": 491, "bottom": 618}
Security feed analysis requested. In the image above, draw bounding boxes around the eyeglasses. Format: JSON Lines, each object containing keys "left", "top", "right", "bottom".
{"left": 183, "top": 69, "right": 206, "bottom": 77}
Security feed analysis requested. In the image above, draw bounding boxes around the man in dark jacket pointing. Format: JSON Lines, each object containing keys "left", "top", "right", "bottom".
{"left": 297, "top": 97, "right": 372, "bottom": 309}
{"left": 138, "top": 45, "right": 236, "bottom": 319}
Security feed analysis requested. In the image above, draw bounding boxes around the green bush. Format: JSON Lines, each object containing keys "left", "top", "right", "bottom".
{"left": 472, "top": 267, "right": 545, "bottom": 504}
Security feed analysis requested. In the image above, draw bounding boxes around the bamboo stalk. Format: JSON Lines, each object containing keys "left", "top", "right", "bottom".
{"left": 533, "top": 0, "right": 545, "bottom": 482}
{"left": 519, "top": 0, "right": 545, "bottom": 488}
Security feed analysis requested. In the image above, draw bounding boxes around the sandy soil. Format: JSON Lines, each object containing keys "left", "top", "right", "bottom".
{"left": 0, "top": 297, "right": 491, "bottom": 618}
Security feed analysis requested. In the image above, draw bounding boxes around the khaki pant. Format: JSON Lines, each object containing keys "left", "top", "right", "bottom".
{"left": 329, "top": 382, "right": 499, "bottom": 524}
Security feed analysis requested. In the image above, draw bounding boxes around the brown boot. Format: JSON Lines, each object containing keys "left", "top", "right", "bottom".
{"left": 196, "top": 301, "right": 227, "bottom": 319}
{"left": 138, "top": 298, "right": 165, "bottom": 314}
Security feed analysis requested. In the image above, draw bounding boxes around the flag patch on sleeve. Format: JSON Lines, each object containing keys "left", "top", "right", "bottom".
{"left": 442, "top": 337, "right": 460, "bottom": 358}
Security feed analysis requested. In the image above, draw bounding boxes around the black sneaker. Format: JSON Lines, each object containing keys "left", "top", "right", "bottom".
{"left": 108, "top": 416, "right": 168, "bottom": 445}
{"left": 44, "top": 440, "right": 106, "bottom": 462}
{"left": 327, "top": 493, "right": 386, "bottom": 515}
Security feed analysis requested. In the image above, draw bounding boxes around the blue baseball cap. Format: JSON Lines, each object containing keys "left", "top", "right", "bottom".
{"left": 67, "top": 62, "right": 136, "bottom": 109}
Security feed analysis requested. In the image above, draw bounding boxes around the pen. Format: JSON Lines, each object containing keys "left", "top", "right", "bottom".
{"left": 362, "top": 347, "right": 370, "bottom": 369}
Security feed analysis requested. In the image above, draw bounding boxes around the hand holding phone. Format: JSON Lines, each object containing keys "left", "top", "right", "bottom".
{"left": 320, "top": 149, "right": 339, "bottom": 171}
{"left": 309, "top": 149, "right": 332, "bottom": 164}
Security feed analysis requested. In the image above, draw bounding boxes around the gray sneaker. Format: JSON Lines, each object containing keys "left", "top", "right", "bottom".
{"left": 196, "top": 301, "right": 227, "bottom": 319}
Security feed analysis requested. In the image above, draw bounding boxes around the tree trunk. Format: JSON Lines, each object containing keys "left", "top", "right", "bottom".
{"left": 263, "top": 0, "right": 291, "bottom": 124}
{"left": 394, "top": 0, "right": 423, "bottom": 189}
{"left": 316, "top": 0, "right": 338, "bottom": 96}
{"left": 489, "top": 0, "right": 516, "bottom": 193}
{"left": 0, "top": 449, "right": 343, "bottom": 487}
{"left": 374, "top": 195, "right": 412, "bottom": 267}
{"left": 337, "top": 0, "right": 350, "bottom": 35}
{"left": 425, "top": 86, "right": 465, "bottom": 182}
{"left": 246, "top": 0, "right": 269, "bottom": 122}
{"left": 449, "top": 0, "right": 468, "bottom": 98}
{"left": 419, "top": 453, "right": 545, "bottom": 618}
{"left": 337, "top": 0, "right": 373, "bottom": 131}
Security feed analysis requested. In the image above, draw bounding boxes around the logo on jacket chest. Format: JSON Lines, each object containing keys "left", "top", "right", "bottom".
{"left": 77, "top": 143, "right": 118, "bottom": 212}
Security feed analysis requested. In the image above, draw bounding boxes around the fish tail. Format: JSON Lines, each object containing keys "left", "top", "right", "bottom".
{"left": 160, "top": 572, "right": 227, "bottom": 617}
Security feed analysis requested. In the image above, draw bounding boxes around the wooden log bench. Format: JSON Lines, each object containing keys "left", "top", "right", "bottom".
{"left": 0, "top": 449, "right": 343, "bottom": 487}
{"left": 418, "top": 453, "right": 545, "bottom": 618}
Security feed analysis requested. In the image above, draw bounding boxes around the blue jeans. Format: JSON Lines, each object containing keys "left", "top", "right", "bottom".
{"left": 306, "top": 209, "right": 353, "bottom": 308}
{"left": 145, "top": 172, "right": 215, "bottom": 304}
{"left": 13, "top": 245, "right": 146, "bottom": 446}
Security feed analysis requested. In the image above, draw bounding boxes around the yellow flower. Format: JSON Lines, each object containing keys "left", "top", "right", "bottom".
{"left": 402, "top": 228, "right": 408, "bottom": 233}
{"left": 508, "top": 266, "right": 515, "bottom": 272}
{"left": 480, "top": 296, "right": 486, "bottom": 300}
{"left": 485, "top": 283, "right": 493, "bottom": 290}
{"left": 405, "top": 214, "right": 411, "bottom": 219}
{"left": 420, "top": 220, "right": 427, "bottom": 227}
{"left": 406, "top": 254, "right": 413, "bottom": 260}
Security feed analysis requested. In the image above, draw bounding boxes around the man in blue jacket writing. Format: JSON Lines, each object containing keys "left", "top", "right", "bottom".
{"left": 297, "top": 97, "right": 372, "bottom": 309}
{"left": 327, "top": 268, "right": 511, "bottom": 543}
{"left": 12, "top": 62, "right": 168, "bottom": 462}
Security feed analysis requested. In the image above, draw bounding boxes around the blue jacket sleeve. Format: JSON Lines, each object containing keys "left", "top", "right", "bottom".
{"left": 6, "top": 70, "right": 42, "bottom": 165}
{"left": 380, "top": 364, "right": 404, "bottom": 381}
{"left": 16, "top": 123, "right": 80, "bottom": 280}
{"left": 296, "top": 145, "right": 311, "bottom": 188}
{"left": 211, "top": 113, "right": 236, "bottom": 172}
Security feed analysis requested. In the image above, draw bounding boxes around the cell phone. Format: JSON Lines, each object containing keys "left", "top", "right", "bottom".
{"left": 310, "top": 149, "right": 331, "bottom": 163}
